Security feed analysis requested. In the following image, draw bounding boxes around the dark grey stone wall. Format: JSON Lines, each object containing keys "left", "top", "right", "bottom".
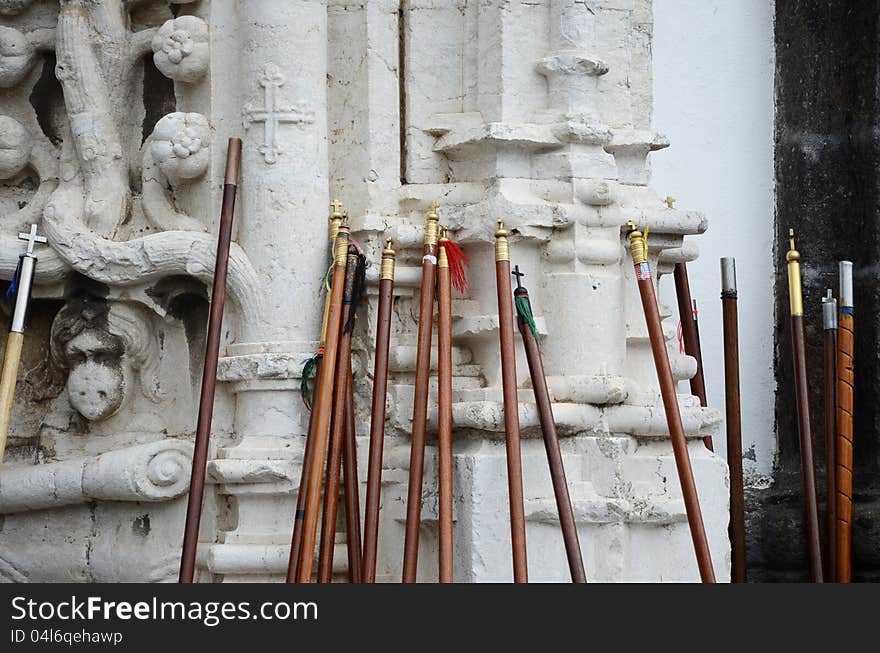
{"left": 753, "top": 0, "right": 880, "bottom": 581}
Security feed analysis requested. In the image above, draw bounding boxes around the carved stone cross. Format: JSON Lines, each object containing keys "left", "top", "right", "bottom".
{"left": 242, "top": 64, "right": 315, "bottom": 164}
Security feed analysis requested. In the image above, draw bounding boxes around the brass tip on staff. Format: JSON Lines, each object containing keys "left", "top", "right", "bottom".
{"left": 787, "top": 228, "right": 800, "bottom": 262}
{"left": 494, "top": 218, "right": 510, "bottom": 262}
{"left": 626, "top": 220, "right": 648, "bottom": 266}
{"left": 785, "top": 228, "right": 803, "bottom": 316}
{"left": 424, "top": 202, "right": 440, "bottom": 247}
{"left": 380, "top": 237, "right": 396, "bottom": 281}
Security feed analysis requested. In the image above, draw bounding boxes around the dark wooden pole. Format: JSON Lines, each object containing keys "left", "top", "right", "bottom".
{"left": 785, "top": 230, "right": 824, "bottom": 582}
{"left": 287, "top": 202, "right": 347, "bottom": 582}
{"left": 822, "top": 289, "right": 838, "bottom": 581}
{"left": 317, "top": 248, "right": 360, "bottom": 582}
{"left": 626, "top": 222, "right": 715, "bottom": 583}
{"left": 294, "top": 226, "right": 351, "bottom": 583}
{"left": 674, "top": 262, "right": 713, "bottom": 451}
{"left": 402, "top": 204, "right": 440, "bottom": 582}
{"left": 512, "top": 270, "right": 586, "bottom": 583}
{"left": 179, "top": 138, "right": 241, "bottom": 584}
{"left": 494, "top": 219, "right": 528, "bottom": 583}
{"left": 436, "top": 232, "right": 455, "bottom": 583}
{"left": 835, "top": 261, "right": 854, "bottom": 583}
{"left": 362, "top": 239, "right": 395, "bottom": 583}
{"left": 721, "top": 258, "right": 746, "bottom": 583}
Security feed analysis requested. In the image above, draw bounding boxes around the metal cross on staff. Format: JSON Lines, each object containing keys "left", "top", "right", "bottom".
{"left": 18, "top": 224, "right": 47, "bottom": 255}
{"left": 511, "top": 264, "right": 525, "bottom": 290}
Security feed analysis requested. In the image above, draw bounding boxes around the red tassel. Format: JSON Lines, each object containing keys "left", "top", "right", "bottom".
{"left": 440, "top": 239, "right": 469, "bottom": 294}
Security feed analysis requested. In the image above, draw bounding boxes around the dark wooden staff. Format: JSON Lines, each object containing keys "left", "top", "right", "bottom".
{"left": 362, "top": 239, "right": 396, "bottom": 583}
{"left": 822, "top": 289, "right": 838, "bottom": 581}
{"left": 179, "top": 138, "right": 241, "bottom": 584}
{"left": 721, "top": 257, "right": 746, "bottom": 583}
{"left": 494, "top": 219, "right": 528, "bottom": 583}
{"left": 835, "top": 261, "right": 854, "bottom": 582}
{"left": 436, "top": 228, "right": 455, "bottom": 582}
{"left": 626, "top": 222, "right": 715, "bottom": 582}
{"left": 287, "top": 201, "right": 346, "bottom": 582}
{"left": 674, "top": 262, "right": 713, "bottom": 451}
{"left": 294, "top": 225, "right": 351, "bottom": 583}
{"left": 785, "top": 230, "right": 823, "bottom": 582}
{"left": 402, "top": 204, "right": 440, "bottom": 582}
{"left": 512, "top": 266, "right": 586, "bottom": 583}
{"left": 342, "top": 363, "right": 362, "bottom": 582}
{"left": 317, "top": 247, "right": 360, "bottom": 582}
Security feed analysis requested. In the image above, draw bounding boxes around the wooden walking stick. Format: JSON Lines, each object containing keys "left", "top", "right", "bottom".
{"left": 721, "top": 258, "right": 746, "bottom": 583}
{"left": 835, "top": 260, "right": 854, "bottom": 582}
{"left": 342, "top": 372, "right": 362, "bottom": 582}
{"left": 402, "top": 204, "right": 440, "bottom": 582}
{"left": 822, "top": 289, "right": 838, "bottom": 581}
{"left": 295, "top": 224, "right": 351, "bottom": 583}
{"left": 626, "top": 222, "right": 715, "bottom": 582}
{"left": 287, "top": 201, "right": 347, "bottom": 582}
{"left": 0, "top": 224, "right": 47, "bottom": 472}
{"left": 179, "top": 138, "right": 241, "bottom": 584}
{"left": 362, "top": 239, "right": 395, "bottom": 583}
{"left": 318, "top": 247, "right": 361, "bottom": 582}
{"left": 494, "top": 219, "right": 528, "bottom": 583}
{"left": 512, "top": 266, "right": 586, "bottom": 583}
{"left": 785, "top": 230, "right": 823, "bottom": 582}
{"left": 436, "top": 227, "right": 468, "bottom": 582}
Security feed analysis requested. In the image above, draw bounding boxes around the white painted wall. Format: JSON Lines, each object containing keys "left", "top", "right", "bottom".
{"left": 652, "top": 0, "right": 776, "bottom": 481}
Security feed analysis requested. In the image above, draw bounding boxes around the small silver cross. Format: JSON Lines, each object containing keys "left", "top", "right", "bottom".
{"left": 18, "top": 224, "right": 47, "bottom": 256}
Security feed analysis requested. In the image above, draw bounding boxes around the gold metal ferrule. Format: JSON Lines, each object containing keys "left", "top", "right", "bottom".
{"left": 424, "top": 202, "right": 440, "bottom": 247}
{"left": 786, "top": 229, "right": 803, "bottom": 316}
{"left": 438, "top": 226, "right": 450, "bottom": 269}
{"left": 329, "top": 199, "right": 346, "bottom": 243}
{"left": 626, "top": 220, "right": 648, "bottom": 265}
{"left": 380, "top": 237, "right": 396, "bottom": 280}
{"left": 334, "top": 224, "right": 351, "bottom": 266}
{"left": 494, "top": 219, "right": 510, "bottom": 262}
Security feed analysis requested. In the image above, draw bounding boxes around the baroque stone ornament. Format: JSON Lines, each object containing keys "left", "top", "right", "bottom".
{"left": 242, "top": 63, "right": 316, "bottom": 164}
{"left": 0, "top": 115, "right": 31, "bottom": 179}
{"left": 151, "top": 16, "right": 209, "bottom": 83}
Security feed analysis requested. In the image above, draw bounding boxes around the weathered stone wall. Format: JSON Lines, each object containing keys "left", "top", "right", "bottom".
{"left": 0, "top": 0, "right": 729, "bottom": 583}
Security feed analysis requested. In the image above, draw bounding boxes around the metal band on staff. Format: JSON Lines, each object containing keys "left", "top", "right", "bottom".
{"left": 0, "top": 224, "right": 47, "bottom": 472}
{"left": 494, "top": 219, "right": 528, "bottom": 583}
{"left": 626, "top": 221, "right": 715, "bottom": 582}
{"left": 785, "top": 230, "right": 824, "bottom": 582}
{"left": 721, "top": 257, "right": 746, "bottom": 582}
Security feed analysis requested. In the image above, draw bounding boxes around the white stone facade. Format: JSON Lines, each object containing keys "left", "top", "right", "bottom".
{"left": 0, "top": 0, "right": 729, "bottom": 583}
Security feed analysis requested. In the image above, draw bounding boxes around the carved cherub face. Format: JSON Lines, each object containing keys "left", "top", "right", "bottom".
{"left": 64, "top": 329, "right": 127, "bottom": 422}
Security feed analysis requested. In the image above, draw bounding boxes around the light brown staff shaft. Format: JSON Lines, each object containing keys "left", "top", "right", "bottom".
{"left": 627, "top": 223, "right": 715, "bottom": 583}
{"left": 836, "top": 261, "right": 854, "bottom": 582}
{"left": 402, "top": 205, "right": 440, "bottom": 582}
{"left": 342, "top": 371, "right": 362, "bottom": 582}
{"left": 514, "top": 284, "right": 586, "bottom": 583}
{"left": 179, "top": 138, "right": 241, "bottom": 584}
{"left": 786, "top": 231, "right": 823, "bottom": 582}
{"left": 0, "top": 332, "right": 23, "bottom": 467}
{"left": 287, "top": 202, "right": 347, "bottom": 582}
{"left": 822, "top": 290, "right": 837, "bottom": 581}
{"left": 721, "top": 258, "right": 746, "bottom": 583}
{"left": 495, "top": 220, "right": 528, "bottom": 583}
{"left": 674, "top": 262, "right": 713, "bottom": 451}
{"left": 437, "top": 239, "right": 454, "bottom": 583}
{"left": 362, "top": 240, "right": 395, "bottom": 583}
{"left": 317, "top": 249, "right": 360, "bottom": 583}
{"left": 295, "top": 228, "right": 351, "bottom": 583}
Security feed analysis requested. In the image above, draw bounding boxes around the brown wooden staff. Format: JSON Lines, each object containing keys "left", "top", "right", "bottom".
{"left": 436, "top": 228, "right": 455, "bottom": 582}
{"left": 512, "top": 266, "right": 586, "bottom": 583}
{"left": 342, "top": 363, "right": 362, "bottom": 582}
{"left": 179, "top": 138, "right": 241, "bottom": 584}
{"left": 785, "top": 230, "right": 823, "bottom": 582}
{"left": 318, "top": 247, "right": 360, "bottom": 582}
{"left": 494, "top": 219, "right": 528, "bottom": 583}
{"left": 822, "top": 289, "right": 838, "bottom": 581}
{"left": 294, "top": 224, "right": 351, "bottom": 583}
{"left": 835, "top": 261, "right": 854, "bottom": 582}
{"left": 674, "top": 262, "right": 713, "bottom": 451}
{"left": 402, "top": 204, "right": 440, "bottom": 582}
{"left": 626, "top": 222, "right": 715, "bottom": 583}
{"left": 362, "top": 239, "right": 395, "bottom": 583}
{"left": 287, "top": 201, "right": 346, "bottom": 582}
{"left": 721, "top": 257, "right": 746, "bottom": 583}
